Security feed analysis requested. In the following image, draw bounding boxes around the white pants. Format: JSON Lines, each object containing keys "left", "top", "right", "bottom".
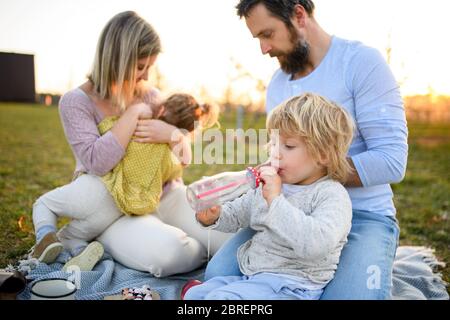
{"left": 32, "top": 174, "right": 123, "bottom": 253}
{"left": 33, "top": 174, "right": 232, "bottom": 276}
{"left": 98, "top": 185, "right": 232, "bottom": 277}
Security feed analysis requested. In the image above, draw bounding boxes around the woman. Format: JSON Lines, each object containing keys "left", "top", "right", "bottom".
{"left": 37, "top": 11, "right": 229, "bottom": 277}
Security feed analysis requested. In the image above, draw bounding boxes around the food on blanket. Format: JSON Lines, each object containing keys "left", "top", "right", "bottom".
{"left": 121, "top": 285, "right": 160, "bottom": 300}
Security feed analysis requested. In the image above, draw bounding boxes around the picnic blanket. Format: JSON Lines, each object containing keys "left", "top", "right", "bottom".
{"left": 391, "top": 246, "right": 448, "bottom": 300}
{"left": 12, "top": 246, "right": 449, "bottom": 300}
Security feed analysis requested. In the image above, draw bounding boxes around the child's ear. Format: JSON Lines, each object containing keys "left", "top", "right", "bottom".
{"left": 156, "top": 105, "right": 165, "bottom": 118}
{"left": 317, "top": 152, "right": 330, "bottom": 166}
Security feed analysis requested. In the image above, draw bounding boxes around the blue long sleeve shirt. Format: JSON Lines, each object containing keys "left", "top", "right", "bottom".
{"left": 266, "top": 36, "right": 408, "bottom": 216}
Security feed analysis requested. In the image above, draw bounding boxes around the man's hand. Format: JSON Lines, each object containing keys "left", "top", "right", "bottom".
{"left": 344, "top": 158, "right": 363, "bottom": 188}
{"left": 259, "top": 166, "right": 282, "bottom": 206}
{"left": 196, "top": 206, "right": 221, "bottom": 227}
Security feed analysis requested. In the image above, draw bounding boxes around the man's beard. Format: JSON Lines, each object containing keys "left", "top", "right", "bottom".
{"left": 277, "top": 31, "right": 310, "bottom": 76}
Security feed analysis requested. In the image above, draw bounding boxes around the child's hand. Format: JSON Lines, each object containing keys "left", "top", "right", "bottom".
{"left": 259, "top": 166, "right": 282, "bottom": 206}
{"left": 196, "top": 206, "right": 221, "bottom": 227}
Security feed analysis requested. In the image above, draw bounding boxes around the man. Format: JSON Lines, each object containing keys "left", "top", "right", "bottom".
{"left": 205, "top": 0, "right": 408, "bottom": 300}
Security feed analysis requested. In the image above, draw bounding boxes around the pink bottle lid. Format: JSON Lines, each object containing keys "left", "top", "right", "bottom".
{"left": 247, "top": 167, "right": 261, "bottom": 189}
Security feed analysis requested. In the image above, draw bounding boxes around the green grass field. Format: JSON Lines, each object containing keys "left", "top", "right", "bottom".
{"left": 0, "top": 103, "right": 448, "bottom": 291}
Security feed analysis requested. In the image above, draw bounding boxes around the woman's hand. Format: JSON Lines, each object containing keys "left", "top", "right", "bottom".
{"left": 133, "top": 119, "right": 178, "bottom": 143}
{"left": 127, "top": 102, "right": 153, "bottom": 119}
{"left": 259, "top": 166, "right": 282, "bottom": 206}
{"left": 196, "top": 206, "right": 221, "bottom": 227}
{"left": 110, "top": 103, "right": 152, "bottom": 150}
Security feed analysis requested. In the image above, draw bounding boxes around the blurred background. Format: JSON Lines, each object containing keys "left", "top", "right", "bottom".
{"left": 0, "top": 0, "right": 448, "bottom": 290}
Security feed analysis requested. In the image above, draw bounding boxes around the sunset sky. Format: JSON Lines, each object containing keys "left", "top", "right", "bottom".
{"left": 1, "top": 0, "right": 449, "bottom": 100}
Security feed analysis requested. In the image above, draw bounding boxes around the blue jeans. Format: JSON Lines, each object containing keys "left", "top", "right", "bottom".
{"left": 204, "top": 210, "right": 400, "bottom": 300}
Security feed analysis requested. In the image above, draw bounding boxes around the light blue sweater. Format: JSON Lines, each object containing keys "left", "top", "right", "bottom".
{"left": 266, "top": 36, "right": 408, "bottom": 216}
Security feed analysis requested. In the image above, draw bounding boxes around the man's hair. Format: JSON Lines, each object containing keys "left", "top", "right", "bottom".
{"left": 159, "top": 94, "right": 219, "bottom": 132}
{"left": 88, "top": 11, "right": 161, "bottom": 111}
{"left": 236, "top": 0, "right": 315, "bottom": 25}
{"left": 267, "top": 93, "right": 354, "bottom": 184}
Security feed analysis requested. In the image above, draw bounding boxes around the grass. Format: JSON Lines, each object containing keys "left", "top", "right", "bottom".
{"left": 0, "top": 103, "right": 448, "bottom": 292}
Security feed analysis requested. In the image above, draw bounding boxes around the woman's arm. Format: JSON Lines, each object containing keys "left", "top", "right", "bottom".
{"left": 110, "top": 103, "right": 152, "bottom": 150}
{"left": 133, "top": 119, "right": 192, "bottom": 166}
{"left": 132, "top": 88, "right": 200, "bottom": 166}
{"left": 59, "top": 93, "right": 151, "bottom": 176}
{"left": 132, "top": 87, "right": 175, "bottom": 144}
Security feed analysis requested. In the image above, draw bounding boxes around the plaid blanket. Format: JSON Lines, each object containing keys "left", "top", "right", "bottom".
{"left": 14, "top": 246, "right": 448, "bottom": 300}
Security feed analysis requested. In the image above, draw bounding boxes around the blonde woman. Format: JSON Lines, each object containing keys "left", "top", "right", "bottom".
{"left": 31, "top": 11, "right": 230, "bottom": 277}
{"left": 184, "top": 93, "right": 354, "bottom": 300}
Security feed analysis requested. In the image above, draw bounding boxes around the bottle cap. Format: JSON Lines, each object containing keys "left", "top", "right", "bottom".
{"left": 247, "top": 167, "right": 261, "bottom": 189}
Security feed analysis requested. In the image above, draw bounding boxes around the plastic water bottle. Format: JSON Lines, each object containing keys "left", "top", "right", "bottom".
{"left": 186, "top": 167, "right": 261, "bottom": 212}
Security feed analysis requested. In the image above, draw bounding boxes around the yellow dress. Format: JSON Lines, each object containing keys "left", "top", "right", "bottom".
{"left": 98, "top": 116, "right": 182, "bottom": 215}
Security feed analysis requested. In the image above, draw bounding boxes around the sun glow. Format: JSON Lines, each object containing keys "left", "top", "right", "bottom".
{"left": 1, "top": 0, "right": 449, "bottom": 100}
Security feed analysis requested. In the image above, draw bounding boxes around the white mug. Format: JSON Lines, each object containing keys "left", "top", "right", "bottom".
{"left": 30, "top": 278, "right": 77, "bottom": 300}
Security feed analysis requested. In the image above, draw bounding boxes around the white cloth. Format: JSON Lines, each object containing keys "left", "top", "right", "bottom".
{"left": 98, "top": 185, "right": 232, "bottom": 277}
{"left": 33, "top": 174, "right": 122, "bottom": 253}
{"left": 33, "top": 174, "right": 232, "bottom": 277}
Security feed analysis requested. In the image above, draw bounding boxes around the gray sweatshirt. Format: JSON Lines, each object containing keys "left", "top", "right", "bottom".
{"left": 213, "top": 176, "right": 352, "bottom": 286}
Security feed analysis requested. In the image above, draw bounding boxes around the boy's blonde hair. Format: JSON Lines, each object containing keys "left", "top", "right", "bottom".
{"left": 88, "top": 11, "right": 161, "bottom": 111}
{"left": 267, "top": 93, "right": 354, "bottom": 184}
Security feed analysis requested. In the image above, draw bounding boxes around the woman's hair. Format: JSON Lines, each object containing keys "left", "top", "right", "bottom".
{"left": 158, "top": 93, "right": 219, "bottom": 132}
{"left": 88, "top": 11, "right": 161, "bottom": 111}
{"left": 267, "top": 93, "right": 354, "bottom": 183}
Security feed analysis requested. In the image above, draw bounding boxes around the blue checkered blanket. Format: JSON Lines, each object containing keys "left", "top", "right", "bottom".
{"left": 15, "top": 246, "right": 448, "bottom": 300}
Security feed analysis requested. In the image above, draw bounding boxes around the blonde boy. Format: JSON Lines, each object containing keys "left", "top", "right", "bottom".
{"left": 184, "top": 93, "right": 355, "bottom": 300}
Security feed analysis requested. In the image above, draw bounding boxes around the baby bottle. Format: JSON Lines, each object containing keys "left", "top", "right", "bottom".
{"left": 186, "top": 167, "right": 261, "bottom": 212}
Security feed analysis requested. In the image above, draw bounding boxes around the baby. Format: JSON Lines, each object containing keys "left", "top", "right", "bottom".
{"left": 100, "top": 93, "right": 217, "bottom": 216}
